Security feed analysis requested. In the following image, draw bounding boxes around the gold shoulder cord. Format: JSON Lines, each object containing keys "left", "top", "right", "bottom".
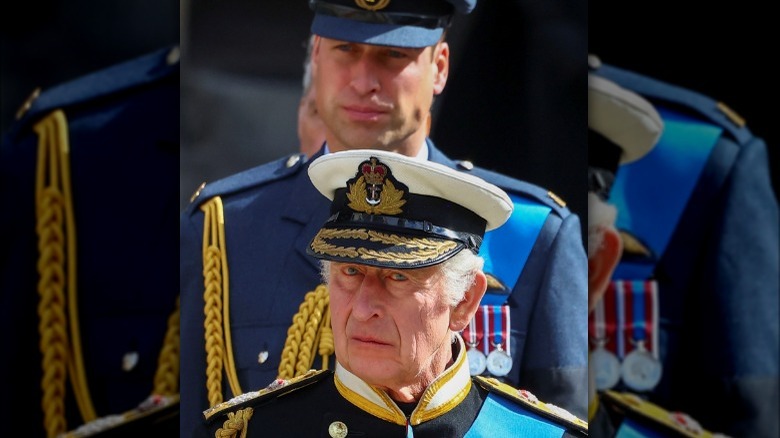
{"left": 200, "top": 197, "right": 242, "bottom": 406}
{"left": 277, "top": 284, "right": 334, "bottom": 380}
{"left": 216, "top": 407, "right": 253, "bottom": 438}
{"left": 152, "top": 295, "right": 181, "bottom": 396}
{"left": 34, "top": 110, "right": 97, "bottom": 437}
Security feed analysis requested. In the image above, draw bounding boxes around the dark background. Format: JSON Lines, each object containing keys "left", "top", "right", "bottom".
{"left": 0, "top": 0, "right": 179, "bottom": 132}
{"left": 590, "top": 2, "right": 779, "bottom": 199}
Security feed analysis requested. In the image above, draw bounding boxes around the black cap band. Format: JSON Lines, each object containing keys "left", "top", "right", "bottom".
{"left": 589, "top": 128, "right": 623, "bottom": 200}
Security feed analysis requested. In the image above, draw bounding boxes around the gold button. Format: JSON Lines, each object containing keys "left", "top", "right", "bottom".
{"left": 286, "top": 154, "right": 301, "bottom": 168}
{"left": 15, "top": 87, "right": 41, "bottom": 120}
{"left": 328, "top": 421, "right": 348, "bottom": 438}
{"left": 457, "top": 160, "right": 474, "bottom": 171}
{"left": 122, "top": 351, "right": 139, "bottom": 372}
{"left": 166, "top": 46, "right": 180, "bottom": 66}
{"left": 547, "top": 191, "right": 566, "bottom": 208}
{"left": 190, "top": 181, "right": 206, "bottom": 203}
{"left": 257, "top": 350, "right": 269, "bottom": 364}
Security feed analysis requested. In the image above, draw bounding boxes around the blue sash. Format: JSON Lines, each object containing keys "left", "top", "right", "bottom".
{"left": 615, "top": 417, "right": 669, "bottom": 438}
{"left": 611, "top": 107, "right": 721, "bottom": 280}
{"left": 479, "top": 194, "right": 551, "bottom": 305}
{"left": 464, "top": 392, "right": 564, "bottom": 437}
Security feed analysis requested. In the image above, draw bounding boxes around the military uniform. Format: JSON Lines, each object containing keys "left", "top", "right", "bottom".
{"left": 589, "top": 57, "right": 779, "bottom": 437}
{"left": 0, "top": 47, "right": 180, "bottom": 436}
{"left": 196, "top": 335, "right": 588, "bottom": 438}
{"left": 179, "top": 140, "right": 588, "bottom": 435}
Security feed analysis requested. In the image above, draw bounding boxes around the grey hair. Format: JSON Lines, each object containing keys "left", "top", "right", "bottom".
{"left": 319, "top": 249, "right": 484, "bottom": 307}
{"left": 588, "top": 192, "right": 618, "bottom": 259}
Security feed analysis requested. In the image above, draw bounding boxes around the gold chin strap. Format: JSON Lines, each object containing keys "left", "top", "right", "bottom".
{"left": 277, "top": 284, "right": 334, "bottom": 380}
{"left": 34, "top": 110, "right": 97, "bottom": 437}
{"left": 200, "top": 197, "right": 242, "bottom": 407}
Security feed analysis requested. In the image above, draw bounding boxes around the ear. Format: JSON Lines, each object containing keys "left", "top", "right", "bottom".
{"left": 312, "top": 35, "right": 322, "bottom": 68}
{"left": 449, "top": 271, "right": 487, "bottom": 332}
{"left": 432, "top": 41, "right": 449, "bottom": 95}
{"left": 588, "top": 226, "right": 622, "bottom": 313}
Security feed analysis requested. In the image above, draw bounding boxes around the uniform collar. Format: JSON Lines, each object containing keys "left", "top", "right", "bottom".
{"left": 322, "top": 141, "right": 430, "bottom": 160}
{"left": 334, "top": 333, "right": 472, "bottom": 426}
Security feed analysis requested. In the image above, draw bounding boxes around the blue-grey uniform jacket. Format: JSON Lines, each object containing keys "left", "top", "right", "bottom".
{"left": 179, "top": 141, "right": 588, "bottom": 436}
{"left": 593, "top": 61, "right": 779, "bottom": 438}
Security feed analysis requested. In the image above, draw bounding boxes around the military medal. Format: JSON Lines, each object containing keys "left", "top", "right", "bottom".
{"left": 486, "top": 342, "right": 512, "bottom": 377}
{"left": 621, "top": 341, "right": 662, "bottom": 391}
{"left": 589, "top": 294, "right": 620, "bottom": 390}
{"left": 591, "top": 341, "right": 621, "bottom": 390}
{"left": 463, "top": 316, "right": 487, "bottom": 376}
{"left": 484, "top": 305, "right": 512, "bottom": 377}
{"left": 620, "top": 280, "right": 662, "bottom": 392}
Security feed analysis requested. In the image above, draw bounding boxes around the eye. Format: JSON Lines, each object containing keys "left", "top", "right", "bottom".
{"left": 386, "top": 49, "right": 407, "bottom": 59}
{"left": 343, "top": 265, "right": 360, "bottom": 276}
{"left": 389, "top": 272, "right": 408, "bottom": 281}
{"left": 335, "top": 43, "right": 354, "bottom": 53}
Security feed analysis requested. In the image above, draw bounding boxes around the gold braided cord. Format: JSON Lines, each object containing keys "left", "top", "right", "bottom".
{"left": 217, "top": 203, "right": 242, "bottom": 398}
{"left": 152, "top": 295, "right": 181, "bottom": 396}
{"left": 201, "top": 199, "right": 226, "bottom": 407}
{"left": 277, "top": 285, "right": 333, "bottom": 380}
{"left": 34, "top": 110, "right": 97, "bottom": 437}
{"left": 215, "top": 407, "right": 253, "bottom": 438}
{"left": 318, "top": 309, "right": 333, "bottom": 371}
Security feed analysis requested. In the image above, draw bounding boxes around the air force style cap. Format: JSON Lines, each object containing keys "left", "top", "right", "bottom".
{"left": 589, "top": 73, "right": 663, "bottom": 200}
{"left": 307, "top": 149, "right": 513, "bottom": 268}
{"left": 309, "top": 0, "right": 476, "bottom": 48}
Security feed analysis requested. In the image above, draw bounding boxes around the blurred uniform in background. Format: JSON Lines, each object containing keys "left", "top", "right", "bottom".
{"left": 589, "top": 55, "right": 779, "bottom": 438}
{"left": 0, "top": 46, "right": 180, "bottom": 437}
{"left": 588, "top": 71, "right": 735, "bottom": 438}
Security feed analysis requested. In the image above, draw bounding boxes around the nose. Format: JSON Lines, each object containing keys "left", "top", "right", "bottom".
{"left": 351, "top": 272, "right": 383, "bottom": 321}
{"left": 349, "top": 56, "right": 381, "bottom": 96}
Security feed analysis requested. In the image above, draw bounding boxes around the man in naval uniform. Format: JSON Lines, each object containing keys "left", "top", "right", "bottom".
{"left": 590, "top": 57, "right": 779, "bottom": 437}
{"left": 179, "top": 0, "right": 588, "bottom": 435}
{"left": 587, "top": 72, "right": 731, "bottom": 437}
{"left": 195, "top": 149, "right": 588, "bottom": 437}
{"left": 0, "top": 47, "right": 180, "bottom": 436}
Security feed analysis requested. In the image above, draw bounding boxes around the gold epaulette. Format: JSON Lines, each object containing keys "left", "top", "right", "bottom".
{"left": 474, "top": 376, "right": 588, "bottom": 434}
{"left": 602, "top": 390, "right": 727, "bottom": 438}
{"left": 203, "top": 369, "right": 330, "bottom": 421}
{"left": 61, "top": 394, "right": 180, "bottom": 437}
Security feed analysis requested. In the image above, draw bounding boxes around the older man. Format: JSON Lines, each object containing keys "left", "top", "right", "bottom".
{"left": 196, "top": 150, "right": 586, "bottom": 437}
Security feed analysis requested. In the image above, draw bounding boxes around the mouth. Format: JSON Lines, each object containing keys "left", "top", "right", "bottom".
{"left": 342, "top": 104, "right": 388, "bottom": 122}
{"left": 351, "top": 335, "right": 391, "bottom": 346}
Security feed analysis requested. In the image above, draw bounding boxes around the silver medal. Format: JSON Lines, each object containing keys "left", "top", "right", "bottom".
{"left": 590, "top": 346, "right": 621, "bottom": 390}
{"left": 486, "top": 344, "right": 513, "bottom": 377}
{"left": 467, "top": 347, "right": 487, "bottom": 376}
{"left": 621, "top": 343, "right": 662, "bottom": 391}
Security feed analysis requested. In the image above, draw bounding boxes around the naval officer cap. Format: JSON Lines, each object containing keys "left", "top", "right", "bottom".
{"left": 589, "top": 73, "right": 663, "bottom": 200}
{"left": 307, "top": 149, "right": 513, "bottom": 269}
{"left": 309, "top": 0, "right": 476, "bottom": 48}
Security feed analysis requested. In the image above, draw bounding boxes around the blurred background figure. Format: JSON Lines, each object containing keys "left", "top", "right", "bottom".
{"left": 591, "top": 4, "right": 779, "bottom": 435}
{"left": 297, "top": 34, "right": 326, "bottom": 158}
